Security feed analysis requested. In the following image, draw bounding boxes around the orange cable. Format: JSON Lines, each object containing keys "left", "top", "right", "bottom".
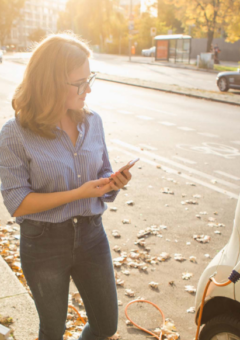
{"left": 195, "top": 278, "right": 232, "bottom": 340}
{"left": 34, "top": 278, "right": 233, "bottom": 340}
{"left": 125, "top": 299, "right": 165, "bottom": 340}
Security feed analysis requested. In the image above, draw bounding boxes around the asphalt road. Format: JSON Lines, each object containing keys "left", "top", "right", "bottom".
{"left": 0, "top": 60, "right": 240, "bottom": 340}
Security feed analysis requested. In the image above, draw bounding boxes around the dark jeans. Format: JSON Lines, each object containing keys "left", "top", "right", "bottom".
{"left": 20, "top": 215, "right": 118, "bottom": 340}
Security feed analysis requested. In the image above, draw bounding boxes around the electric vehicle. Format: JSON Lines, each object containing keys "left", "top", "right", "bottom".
{"left": 195, "top": 196, "right": 240, "bottom": 339}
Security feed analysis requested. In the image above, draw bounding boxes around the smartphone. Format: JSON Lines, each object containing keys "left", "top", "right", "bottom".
{"left": 109, "top": 158, "right": 140, "bottom": 180}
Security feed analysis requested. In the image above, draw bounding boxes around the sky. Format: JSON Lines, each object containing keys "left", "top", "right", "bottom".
{"left": 141, "top": 0, "right": 157, "bottom": 16}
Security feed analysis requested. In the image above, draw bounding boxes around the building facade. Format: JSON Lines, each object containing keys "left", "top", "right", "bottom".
{"left": 6, "top": 0, "right": 67, "bottom": 51}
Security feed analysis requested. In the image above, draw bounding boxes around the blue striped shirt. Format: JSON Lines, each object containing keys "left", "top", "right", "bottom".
{"left": 0, "top": 109, "right": 119, "bottom": 224}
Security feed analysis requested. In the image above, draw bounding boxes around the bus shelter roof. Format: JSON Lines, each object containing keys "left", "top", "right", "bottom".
{"left": 154, "top": 34, "right": 191, "bottom": 41}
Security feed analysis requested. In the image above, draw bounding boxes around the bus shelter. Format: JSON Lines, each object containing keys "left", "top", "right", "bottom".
{"left": 154, "top": 34, "right": 191, "bottom": 63}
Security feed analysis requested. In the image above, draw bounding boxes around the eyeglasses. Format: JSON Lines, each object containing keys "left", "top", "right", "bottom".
{"left": 67, "top": 72, "right": 96, "bottom": 95}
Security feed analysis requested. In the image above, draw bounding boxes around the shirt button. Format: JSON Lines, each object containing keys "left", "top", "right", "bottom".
{"left": 80, "top": 134, "right": 82, "bottom": 137}
{"left": 78, "top": 175, "right": 81, "bottom": 178}
{"left": 74, "top": 153, "right": 77, "bottom": 156}
{"left": 73, "top": 218, "right": 78, "bottom": 223}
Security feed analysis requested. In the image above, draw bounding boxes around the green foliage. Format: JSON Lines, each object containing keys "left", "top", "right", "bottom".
{"left": 165, "top": 0, "right": 240, "bottom": 51}
{"left": 0, "top": 0, "right": 25, "bottom": 45}
{"left": 58, "top": 0, "right": 172, "bottom": 55}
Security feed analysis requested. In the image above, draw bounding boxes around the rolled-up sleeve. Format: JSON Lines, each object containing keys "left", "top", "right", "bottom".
{"left": 98, "top": 117, "right": 120, "bottom": 203}
{"left": 0, "top": 121, "right": 34, "bottom": 216}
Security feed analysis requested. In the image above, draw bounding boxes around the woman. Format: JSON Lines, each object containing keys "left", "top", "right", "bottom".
{"left": 0, "top": 33, "right": 132, "bottom": 340}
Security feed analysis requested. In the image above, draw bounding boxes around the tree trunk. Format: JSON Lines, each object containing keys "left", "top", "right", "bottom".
{"left": 206, "top": 30, "right": 214, "bottom": 52}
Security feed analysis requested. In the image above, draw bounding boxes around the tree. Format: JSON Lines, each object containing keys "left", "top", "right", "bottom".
{"left": 28, "top": 28, "right": 46, "bottom": 43}
{"left": 58, "top": 0, "right": 122, "bottom": 53}
{"left": 0, "top": 0, "right": 25, "bottom": 46}
{"left": 165, "top": 0, "right": 238, "bottom": 52}
{"left": 134, "top": 12, "right": 170, "bottom": 52}
{"left": 224, "top": 0, "right": 240, "bottom": 43}
{"left": 155, "top": 0, "right": 183, "bottom": 33}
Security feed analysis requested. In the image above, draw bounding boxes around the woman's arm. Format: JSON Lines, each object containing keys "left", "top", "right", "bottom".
{"left": 13, "top": 177, "right": 111, "bottom": 217}
{"left": 13, "top": 178, "right": 112, "bottom": 217}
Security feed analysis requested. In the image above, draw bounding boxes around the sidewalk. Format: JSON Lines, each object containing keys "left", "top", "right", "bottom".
{"left": 95, "top": 72, "right": 240, "bottom": 106}
{"left": 4, "top": 54, "right": 240, "bottom": 106}
{"left": 0, "top": 256, "right": 38, "bottom": 340}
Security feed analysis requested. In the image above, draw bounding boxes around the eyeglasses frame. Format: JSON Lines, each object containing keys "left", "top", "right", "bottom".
{"left": 67, "top": 72, "right": 97, "bottom": 95}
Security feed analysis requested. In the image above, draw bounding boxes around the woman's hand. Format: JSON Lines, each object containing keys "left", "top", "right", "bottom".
{"left": 108, "top": 169, "right": 132, "bottom": 191}
{"left": 77, "top": 178, "right": 113, "bottom": 199}
{"left": 77, "top": 170, "right": 132, "bottom": 199}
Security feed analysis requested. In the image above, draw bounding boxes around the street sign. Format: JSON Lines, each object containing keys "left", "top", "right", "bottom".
{"left": 129, "top": 13, "right": 134, "bottom": 20}
{"left": 150, "top": 27, "right": 157, "bottom": 37}
{"left": 129, "top": 21, "right": 134, "bottom": 31}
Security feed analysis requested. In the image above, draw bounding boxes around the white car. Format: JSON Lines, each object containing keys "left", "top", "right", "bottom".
{"left": 141, "top": 46, "right": 156, "bottom": 57}
{"left": 195, "top": 196, "right": 240, "bottom": 339}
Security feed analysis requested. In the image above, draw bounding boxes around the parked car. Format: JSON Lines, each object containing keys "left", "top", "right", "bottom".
{"left": 141, "top": 46, "right": 156, "bottom": 57}
{"left": 0, "top": 50, "right": 3, "bottom": 63}
{"left": 216, "top": 69, "right": 240, "bottom": 92}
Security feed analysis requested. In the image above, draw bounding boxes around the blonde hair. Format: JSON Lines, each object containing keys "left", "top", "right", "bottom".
{"left": 12, "top": 32, "right": 92, "bottom": 139}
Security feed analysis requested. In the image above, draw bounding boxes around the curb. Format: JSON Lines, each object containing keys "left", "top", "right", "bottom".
{"left": 5, "top": 59, "right": 240, "bottom": 106}
{"left": 95, "top": 73, "right": 240, "bottom": 106}
{"left": 130, "top": 59, "right": 219, "bottom": 74}
{"left": 0, "top": 256, "right": 38, "bottom": 340}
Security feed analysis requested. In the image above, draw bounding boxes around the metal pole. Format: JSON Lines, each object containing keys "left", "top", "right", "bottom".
{"left": 129, "top": 0, "right": 133, "bottom": 62}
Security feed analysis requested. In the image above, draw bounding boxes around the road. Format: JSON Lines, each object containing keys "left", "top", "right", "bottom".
{"left": 3, "top": 52, "right": 221, "bottom": 91}
{"left": 0, "top": 60, "right": 240, "bottom": 340}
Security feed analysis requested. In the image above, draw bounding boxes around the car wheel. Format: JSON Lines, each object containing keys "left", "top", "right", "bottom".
{"left": 199, "top": 314, "right": 240, "bottom": 340}
{"left": 217, "top": 77, "right": 229, "bottom": 92}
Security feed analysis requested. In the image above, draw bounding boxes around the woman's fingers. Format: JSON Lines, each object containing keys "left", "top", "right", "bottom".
{"left": 109, "top": 181, "right": 119, "bottom": 191}
{"left": 96, "top": 177, "right": 110, "bottom": 187}
{"left": 110, "top": 170, "right": 132, "bottom": 189}
{"left": 122, "top": 170, "right": 132, "bottom": 181}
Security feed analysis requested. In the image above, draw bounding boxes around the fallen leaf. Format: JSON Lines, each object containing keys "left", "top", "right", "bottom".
{"left": 161, "top": 187, "right": 174, "bottom": 195}
{"left": 182, "top": 272, "right": 193, "bottom": 280}
{"left": 193, "top": 235, "right": 210, "bottom": 243}
{"left": 116, "top": 279, "right": 124, "bottom": 286}
{"left": 185, "top": 285, "right": 196, "bottom": 294}
{"left": 126, "top": 320, "right": 133, "bottom": 326}
{"left": 149, "top": 281, "right": 159, "bottom": 289}
{"left": 208, "top": 223, "right": 225, "bottom": 228}
{"left": 134, "top": 238, "right": 146, "bottom": 247}
{"left": 125, "top": 289, "right": 135, "bottom": 297}
{"left": 108, "top": 331, "right": 121, "bottom": 339}
{"left": 181, "top": 200, "right": 198, "bottom": 205}
{"left": 112, "top": 230, "right": 121, "bottom": 238}
{"left": 174, "top": 254, "right": 186, "bottom": 262}
{"left": 126, "top": 201, "right": 134, "bottom": 206}
{"left": 187, "top": 307, "right": 195, "bottom": 313}
{"left": 189, "top": 256, "right": 197, "bottom": 263}
{"left": 113, "top": 245, "right": 121, "bottom": 252}
{"left": 158, "top": 252, "right": 171, "bottom": 262}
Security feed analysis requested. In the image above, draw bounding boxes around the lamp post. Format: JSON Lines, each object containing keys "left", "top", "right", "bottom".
{"left": 128, "top": 0, "right": 133, "bottom": 62}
